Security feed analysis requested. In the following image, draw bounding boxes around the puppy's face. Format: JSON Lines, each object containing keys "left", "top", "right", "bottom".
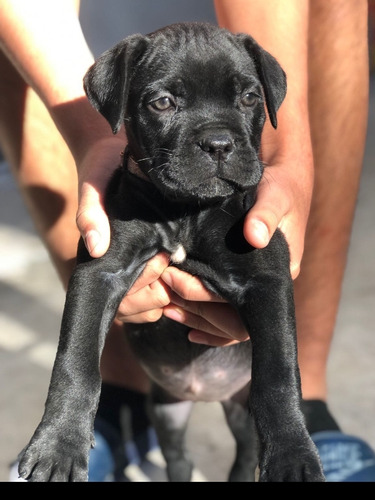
{"left": 84, "top": 23, "right": 286, "bottom": 203}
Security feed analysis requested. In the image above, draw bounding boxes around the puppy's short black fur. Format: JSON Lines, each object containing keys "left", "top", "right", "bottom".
{"left": 18, "top": 23, "right": 325, "bottom": 482}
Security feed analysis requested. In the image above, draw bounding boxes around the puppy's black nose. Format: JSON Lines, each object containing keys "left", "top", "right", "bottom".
{"left": 199, "top": 133, "right": 234, "bottom": 161}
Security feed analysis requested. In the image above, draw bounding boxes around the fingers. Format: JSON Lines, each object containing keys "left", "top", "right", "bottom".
{"left": 115, "top": 253, "right": 171, "bottom": 323}
{"left": 161, "top": 267, "right": 225, "bottom": 302}
{"left": 128, "top": 253, "right": 170, "bottom": 295}
{"left": 117, "top": 279, "right": 171, "bottom": 323}
{"left": 188, "top": 332, "right": 244, "bottom": 347}
{"left": 163, "top": 300, "right": 249, "bottom": 345}
{"left": 161, "top": 267, "right": 249, "bottom": 346}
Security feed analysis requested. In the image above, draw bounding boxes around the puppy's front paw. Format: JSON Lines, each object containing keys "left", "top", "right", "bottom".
{"left": 259, "top": 439, "right": 325, "bottom": 482}
{"left": 18, "top": 424, "right": 91, "bottom": 482}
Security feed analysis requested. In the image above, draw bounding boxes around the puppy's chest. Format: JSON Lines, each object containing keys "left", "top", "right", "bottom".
{"left": 154, "top": 210, "right": 226, "bottom": 266}
{"left": 158, "top": 218, "right": 196, "bottom": 265}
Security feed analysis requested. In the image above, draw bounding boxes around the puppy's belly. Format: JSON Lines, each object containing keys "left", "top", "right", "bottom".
{"left": 143, "top": 359, "right": 251, "bottom": 402}
{"left": 126, "top": 319, "right": 252, "bottom": 402}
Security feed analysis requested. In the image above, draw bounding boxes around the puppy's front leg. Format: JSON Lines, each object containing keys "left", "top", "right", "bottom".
{"left": 239, "top": 271, "right": 325, "bottom": 482}
{"left": 18, "top": 259, "right": 139, "bottom": 482}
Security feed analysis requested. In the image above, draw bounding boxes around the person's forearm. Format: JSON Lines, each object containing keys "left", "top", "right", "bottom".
{"left": 214, "top": 0, "right": 312, "bottom": 167}
{"left": 0, "top": 0, "right": 90, "bottom": 107}
{"left": 214, "top": 0, "right": 313, "bottom": 276}
{"left": 0, "top": 0, "right": 120, "bottom": 164}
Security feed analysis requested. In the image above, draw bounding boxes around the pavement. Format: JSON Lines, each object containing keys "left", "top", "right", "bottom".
{"left": 0, "top": 0, "right": 374, "bottom": 483}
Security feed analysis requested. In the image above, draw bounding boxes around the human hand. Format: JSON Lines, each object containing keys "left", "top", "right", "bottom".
{"left": 162, "top": 267, "right": 250, "bottom": 347}
{"left": 243, "top": 153, "right": 313, "bottom": 280}
{"left": 74, "top": 138, "right": 173, "bottom": 324}
{"left": 115, "top": 253, "right": 171, "bottom": 324}
{"left": 75, "top": 135, "right": 125, "bottom": 258}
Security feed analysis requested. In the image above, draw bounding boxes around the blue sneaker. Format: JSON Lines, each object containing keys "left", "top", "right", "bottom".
{"left": 312, "top": 431, "right": 375, "bottom": 482}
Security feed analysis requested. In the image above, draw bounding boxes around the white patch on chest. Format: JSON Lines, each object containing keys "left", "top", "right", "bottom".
{"left": 170, "top": 243, "right": 186, "bottom": 264}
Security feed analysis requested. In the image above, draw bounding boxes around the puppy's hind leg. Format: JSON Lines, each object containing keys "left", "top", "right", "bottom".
{"left": 147, "top": 384, "right": 194, "bottom": 482}
{"left": 221, "top": 384, "right": 259, "bottom": 482}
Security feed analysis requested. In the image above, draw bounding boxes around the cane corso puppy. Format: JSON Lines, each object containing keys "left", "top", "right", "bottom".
{"left": 18, "top": 22, "right": 324, "bottom": 482}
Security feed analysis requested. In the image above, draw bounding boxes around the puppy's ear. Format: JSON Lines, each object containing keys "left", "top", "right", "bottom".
{"left": 240, "top": 35, "right": 287, "bottom": 129}
{"left": 84, "top": 34, "right": 149, "bottom": 134}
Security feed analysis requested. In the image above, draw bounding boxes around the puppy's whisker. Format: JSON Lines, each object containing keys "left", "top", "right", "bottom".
{"left": 137, "top": 156, "right": 154, "bottom": 163}
{"left": 219, "top": 207, "right": 234, "bottom": 217}
{"left": 148, "top": 162, "right": 169, "bottom": 173}
{"left": 156, "top": 148, "right": 173, "bottom": 154}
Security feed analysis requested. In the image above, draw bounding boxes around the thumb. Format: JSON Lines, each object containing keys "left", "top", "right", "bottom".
{"left": 243, "top": 193, "right": 281, "bottom": 250}
{"left": 243, "top": 177, "right": 308, "bottom": 280}
{"left": 76, "top": 182, "right": 111, "bottom": 258}
{"left": 75, "top": 137, "right": 125, "bottom": 258}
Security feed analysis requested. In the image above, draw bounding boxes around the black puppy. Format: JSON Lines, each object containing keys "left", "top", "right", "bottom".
{"left": 18, "top": 23, "right": 325, "bottom": 482}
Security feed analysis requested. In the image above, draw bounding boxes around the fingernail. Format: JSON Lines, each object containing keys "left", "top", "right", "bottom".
{"left": 85, "top": 230, "right": 100, "bottom": 255}
{"left": 163, "top": 306, "right": 184, "bottom": 322}
{"left": 188, "top": 332, "right": 209, "bottom": 345}
{"left": 252, "top": 221, "right": 269, "bottom": 246}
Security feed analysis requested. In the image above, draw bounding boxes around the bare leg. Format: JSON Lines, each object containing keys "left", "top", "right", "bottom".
{"left": 0, "top": 50, "right": 149, "bottom": 393}
{"left": 0, "top": 50, "right": 78, "bottom": 285}
{"left": 214, "top": 0, "right": 369, "bottom": 405}
{"left": 296, "top": 0, "right": 369, "bottom": 400}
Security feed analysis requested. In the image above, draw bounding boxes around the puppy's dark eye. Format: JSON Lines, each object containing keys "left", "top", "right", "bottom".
{"left": 241, "top": 92, "right": 259, "bottom": 108}
{"left": 150, "top": 96, "right": 175, "bottom": 112}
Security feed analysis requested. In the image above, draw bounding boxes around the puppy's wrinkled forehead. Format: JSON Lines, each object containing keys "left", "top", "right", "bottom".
{"left": 133, "top": 23, "right": 258, "bottom": 94}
